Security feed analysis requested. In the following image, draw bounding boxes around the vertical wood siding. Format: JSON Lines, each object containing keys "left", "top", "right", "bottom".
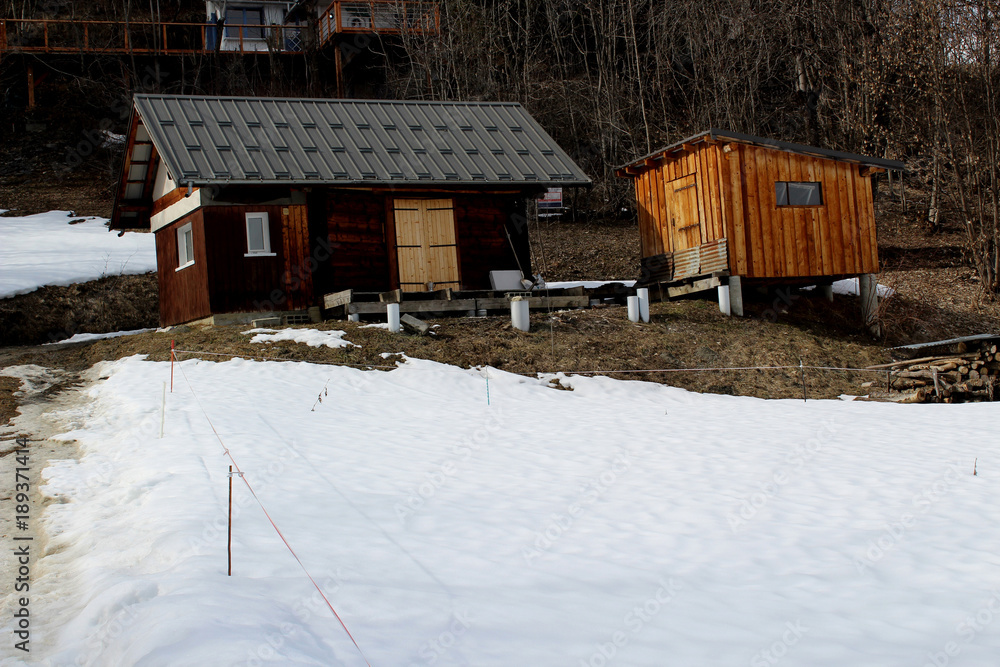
{"left": 155, "top": 210, "right": 212, "bottom": 326}
{"left": 634, "top": 143, "right": 880, "bottom": 279}
{"left": 203, "top": 205, "right": 291, "bottom": 314}
{"left": 452, "top": 194, "right": 527, "bottom": 290}
{"left": 325, "top": 190, "right": 391, "bottom": 292}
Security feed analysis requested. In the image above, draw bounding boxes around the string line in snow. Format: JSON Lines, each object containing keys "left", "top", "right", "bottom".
{"left": 173, "top": 362, "right": 373, "bottom": 667}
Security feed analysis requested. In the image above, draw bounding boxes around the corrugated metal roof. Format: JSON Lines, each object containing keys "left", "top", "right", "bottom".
{"left": 618, "top": 129, "right": 907, "bottom": 173}
{"left": 132, "top": 94, "right": 591, "bottom": 187}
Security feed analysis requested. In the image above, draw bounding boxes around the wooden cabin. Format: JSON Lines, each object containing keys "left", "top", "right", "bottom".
{"left": 616, "top": 129, "right": 904, "bottom": 317}
{"left": 110, "top": 94, "right": 590, "bottom": 327}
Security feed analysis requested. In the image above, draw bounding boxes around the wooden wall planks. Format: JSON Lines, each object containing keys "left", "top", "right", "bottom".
{"left": 631, "top": 142, "right": 880, "bottom": 280}
{"left": 155, "top": 210, "right": 212, "bottom": 326}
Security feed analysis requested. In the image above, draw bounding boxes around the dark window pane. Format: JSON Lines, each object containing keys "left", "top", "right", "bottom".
{"left": 775, "top": 182, "right": 788, "bottom": 206}
{"left": 788, "top": 182, "right": 822, "bottom": 205}
{"left": 225, "top": 8, "right": 264, "bottom": 39}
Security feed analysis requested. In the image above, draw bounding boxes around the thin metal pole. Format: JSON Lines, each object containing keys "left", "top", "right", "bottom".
{"left": 170, "top": 339, "right": 175, "bottom": 392}
{"left": 228, "top": 465, "right": 233, "bottom": 576}
{"left": 799, "top": 359, "right": 807, "bottom": 402}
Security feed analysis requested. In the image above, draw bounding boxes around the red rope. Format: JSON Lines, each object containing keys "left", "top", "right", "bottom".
{"left": 174, "top": 359, "right": 373, "bottom": 666}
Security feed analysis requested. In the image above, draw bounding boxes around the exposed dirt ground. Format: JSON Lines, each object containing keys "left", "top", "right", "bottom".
{"left": 1, "top": 178, "right": 997, "bottom": 407}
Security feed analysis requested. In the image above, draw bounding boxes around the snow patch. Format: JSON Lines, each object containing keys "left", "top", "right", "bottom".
{"left": 242, "top": 327, "right": 358, "bottom": 349}
{"left": 0, "top": 211, "right": 157, "bottom": 298}
{"left": 43, "top": 328, "right": 155, "bottom": 345}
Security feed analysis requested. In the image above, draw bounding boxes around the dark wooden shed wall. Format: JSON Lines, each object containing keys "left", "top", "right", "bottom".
{"left": 155, "top": 210, "right": 212, "bottom": 326}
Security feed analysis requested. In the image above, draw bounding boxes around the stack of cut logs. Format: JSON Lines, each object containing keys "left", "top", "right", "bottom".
{"left": 866, "top": 343, "right": 999, "bottom": 403}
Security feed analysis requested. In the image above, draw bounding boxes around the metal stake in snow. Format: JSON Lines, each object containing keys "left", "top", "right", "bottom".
{"left": 228, "top": 465, "right": 233, "bottom": 576}
{"left": 159, "top": 382, "right": 166, "bottom": 438}
{"left": 228, "top": 465, "right": 244, "bottom": 576}
{"left": 170, "top": 339, "right": 175, "bottom": 393}
{"left": 799, "top": 359, "right": 807, "bottom": 402}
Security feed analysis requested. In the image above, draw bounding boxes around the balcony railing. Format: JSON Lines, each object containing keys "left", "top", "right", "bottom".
{"left": 0, "top": 18, "right": 306, "bottom": 55}
{"left": 319, "top": 1, "right": 439, "bottom": 45}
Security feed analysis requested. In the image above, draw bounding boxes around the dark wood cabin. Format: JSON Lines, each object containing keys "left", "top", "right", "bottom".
{"left": 616, "top": 129, "right": 904, "bottom": 316}
{"left": 110, "top": 94, "right": 590, "bottom": 326}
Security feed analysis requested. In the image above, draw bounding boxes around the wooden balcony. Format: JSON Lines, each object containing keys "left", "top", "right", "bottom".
{"left": 0, "top": 2, "right": 440, "bottom": 56}
{"left": 319, "top": 1, "right": 439, "bottom": 45}
{"left": 0, "top": 18, "right": 306, "bottom": 55}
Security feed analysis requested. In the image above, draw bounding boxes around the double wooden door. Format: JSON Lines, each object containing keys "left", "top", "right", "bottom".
{"left": 393, "top": 199, "right": 461, "bottom": 292}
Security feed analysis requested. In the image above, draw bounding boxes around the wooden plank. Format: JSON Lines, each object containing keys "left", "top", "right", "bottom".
{"left": 741, "top": 145, "right": 766, "bottom": 277}
{"left": 789, "top": 153, "right": 811, "bottom": 276}
{"left": 819, "top": 158, "right": 844, "bottom": 275}
{"left": 380, "top": 288, "right": 403, "bottom": 303}
{"left": 323, "top": 289, "right": 353, "bottom": 309}
{"left": 474, "top": 296, "right": 591, "bottom": 310}
{"left": 861, "top": 172, "right": 879, "bottom": 272}
{"left": 349, "top": 299, "right": 478, "bottom": 315}
{"left": 705, "top": 145, "right": 723, "bottom": 242}
{"left": 667, "top": 276, "right": 722, "bottom": 298}
{"left": 636, "top": 175, "right": 652, "bottom": 257}
{"left": 654, "top": 167, "right": 669, "bottom": 255}
{"left": 838, "top": 162, "right": 862, "bottom": 272}
{"left": 805, "top": 159, "right": 831, "bottom": 275}
{"left": 723, "top": 145, "right": 748, "bottom": 276}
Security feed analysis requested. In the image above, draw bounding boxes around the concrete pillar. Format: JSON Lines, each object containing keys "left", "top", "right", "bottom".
{"left": 636, "top": 288, "right": 650, "bottom": 322}
{"left": 387, "top": 303, "right": 401, "bottom": 333}
{"left": 627, "top": 296, "right": 640, "bottom": 322}
{"left": 818, "top": 284, "right": 834, "bottom": 302}
{"left": 728, "top": 276, "right": 744, "bottom": 317}
{"left": 717, "top": 285, "right": 731, "bottom": 316}
{"left": 858, "top": 274, "right": 880, "bottom": 336}
{"left": 511, "top": 297, "right": 530, "bottom": 331}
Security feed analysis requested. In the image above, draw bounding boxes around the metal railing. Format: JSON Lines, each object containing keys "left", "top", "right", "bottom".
{"left": 319, "top": 1, "right": 439, "bottom": 45}
{"left": 0, "top": 18, "right": 306, "bottom": 55}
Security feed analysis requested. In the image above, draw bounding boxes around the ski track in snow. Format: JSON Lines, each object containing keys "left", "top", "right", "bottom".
{"left": 3, "top": 355, "right": 1000, "bottom": 666}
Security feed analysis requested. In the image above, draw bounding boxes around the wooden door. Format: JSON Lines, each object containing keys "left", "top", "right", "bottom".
{"left": 665, "top": 174, "right": 702, "bottom": 251}
{"left": 393, "top": 199, "right": 460, "bottom": 292}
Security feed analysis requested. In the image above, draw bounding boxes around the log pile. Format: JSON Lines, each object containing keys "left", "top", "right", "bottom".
{"left": 866, "top": 344, "right": 1000, "bottom": 403}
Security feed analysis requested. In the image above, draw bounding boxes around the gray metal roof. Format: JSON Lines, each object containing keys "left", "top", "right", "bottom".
{"left": 132, "top": 94, "right": 591, "bottom": 188}
{"left": 618, "top": 129, "right": 906, "bottom": 172}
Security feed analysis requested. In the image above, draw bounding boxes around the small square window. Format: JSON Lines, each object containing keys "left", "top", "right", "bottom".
{"left": 776, "top": 181, "right": 822, "bottom": 206}
{"left": 176, "top": 222, "right": 194, "bottom": 269}
{"left": 245, "top": 212, "right": 273, "bottom": 256}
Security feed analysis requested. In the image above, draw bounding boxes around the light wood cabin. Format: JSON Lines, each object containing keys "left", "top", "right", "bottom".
{"left": 616, "top": 130, "right": 904, "bottom": 316}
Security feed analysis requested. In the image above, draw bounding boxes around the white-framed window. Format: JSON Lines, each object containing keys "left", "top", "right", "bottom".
{"left": 244, "top": 212, "right": 275, "bottom": 257}
{"left": 176, "top": 222, "right": 194, "bottom": 271}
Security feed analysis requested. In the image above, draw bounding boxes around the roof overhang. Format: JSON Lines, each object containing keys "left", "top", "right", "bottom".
{"left": 615, "top": 129, "right": 906, "bottom": 178}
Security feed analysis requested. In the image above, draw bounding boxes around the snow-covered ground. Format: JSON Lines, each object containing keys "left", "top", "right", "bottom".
{"left": 42, "top": 328, "right": 156, "bottom": 345}
{"left": 6, "top": 351, "right": 1000, "bottom": 667}
{"left": 0, "top": 211, "right": 156, "bottom": 298}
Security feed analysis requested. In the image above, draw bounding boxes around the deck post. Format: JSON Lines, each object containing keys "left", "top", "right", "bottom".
{"left": 728, "top": 275, "right": 744, "bottom": 317}
{"left": 859, "top": 274, "right": 880, "bottom": 336}
{"left": 26, "top": 65, "right": 35, "bottom": 109}
{"left": 818, "top": 284, "right": 834, "bottom": 302}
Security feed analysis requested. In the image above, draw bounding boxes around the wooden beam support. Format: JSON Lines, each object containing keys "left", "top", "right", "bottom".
{"left": 860, "top": 166, "right": 886, "bottom": 177}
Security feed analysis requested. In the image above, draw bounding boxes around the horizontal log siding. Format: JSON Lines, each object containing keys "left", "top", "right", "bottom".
{"left": 155, "top": 210, "right": 212, "bottom": 326}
